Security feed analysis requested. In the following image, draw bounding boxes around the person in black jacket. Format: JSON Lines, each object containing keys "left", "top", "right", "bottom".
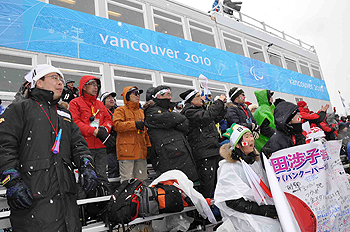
{"left": 144, "top": 85, "right": 198, "bottom": 181}
{"left": 181, "top": 89, "right": 226, "bottom": 198}
{"left": 61, "top": 79, "right": 79, "bottom": 103}
{"left": 264, "top": 101, "right": 305, "bottom": 154}
{"left": 0, "top": 64, "right": 97, "bottom": 231}
{"left": 100, "top": 91, "right": 119, "bottom": 178}
{"left": 225, "top": 87, "right": 260, "bottom": 139}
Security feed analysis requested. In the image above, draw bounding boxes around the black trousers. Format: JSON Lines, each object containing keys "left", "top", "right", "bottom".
{"left": 196, "top": 155, "right": 222, "bottom": 198}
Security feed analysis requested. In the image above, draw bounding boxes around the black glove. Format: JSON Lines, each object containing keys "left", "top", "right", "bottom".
{"left": 226, "top": 198, "right": 278, "bottom": 219}
{"left": 96, "top": 126, "right": 115, "bottom": 148}
{"left": 261, "top": 146, "right": 273, "bottom": 159}
{"left": 1, "top": 168, "right": 33, "bottom": 211}
{"left": 135, "top": 121, "right": 145, "bottom": 130}
{"left": 79, "top": 158, "right": 98, "bottom": 193}
{"left": 256, "top": 205, "right": 278, "bottom": 219}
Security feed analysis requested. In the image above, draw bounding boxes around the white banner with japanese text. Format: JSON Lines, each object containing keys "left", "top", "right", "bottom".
{"left": 268, "top": 140, "right": 350, "bottom": 231}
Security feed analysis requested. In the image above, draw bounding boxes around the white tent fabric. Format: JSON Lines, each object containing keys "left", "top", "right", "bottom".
{"left": 149, "top": 170, "right": 217, "bottom": 224}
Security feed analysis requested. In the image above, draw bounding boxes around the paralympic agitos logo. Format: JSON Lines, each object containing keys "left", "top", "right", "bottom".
{"left": 250, "top": 66, "right": 263, "bottom": 81}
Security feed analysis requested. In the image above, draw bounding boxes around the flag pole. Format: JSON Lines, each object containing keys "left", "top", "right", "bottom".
{"left": 338, "top": 90, "right": 347, "bottom": 115}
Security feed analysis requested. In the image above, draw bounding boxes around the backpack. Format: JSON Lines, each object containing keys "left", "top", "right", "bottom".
{"left": 84, "top": 183, "right": 109, "bottom": 222}
{"left": 106, "top": 178, "right": 143, "bottom": 229}
{"left": 152, "top": 180, "right": 193, "bottom": 214}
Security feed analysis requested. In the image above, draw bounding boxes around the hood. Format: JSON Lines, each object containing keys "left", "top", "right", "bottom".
{"left": 274, "top": 101, "right": 299, "bottom": 133}
{"left": 254, "top": 89, "right": 269, "bottom": 106}
{"left": 79, "top": 75, "right": 101, "bottom": 96}
{"left": 122, "top": 86, "right": 138, "bottom": 104}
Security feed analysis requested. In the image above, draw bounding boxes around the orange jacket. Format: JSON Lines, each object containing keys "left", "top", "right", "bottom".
{"left": 113, "top": 86, "right": 151, "bottom": 160}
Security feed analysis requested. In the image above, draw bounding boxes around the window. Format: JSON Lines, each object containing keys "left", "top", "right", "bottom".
{"left": 49, "top": 0, "right": 95, "bottom": 15}
{"left": 205, "top": 82, "right": 227, "bottom": 99}
{"left": 223, "top": 32, "right": 244, "bottom": 56}
{"left": 0, "top": 67, "right": 30, "bottom": 92}
{"left": 247, "top": 41, "right": 265, "bottom": 62}
{"left": 189, "top": 20, "right": 216, "bottom": 47}
{"left": 107, "top": 0, "right": 145, "bottom": 28}
{"left": 48, "top": 57, "right": 102, "bottom": 90}
{"left": 113, "top": 68, "right": 154, "bottom": 103}
{"left": 311, "top": 64, "right": 322, "bottom": 80}
{"left": 268, "top": 52, "right": 283, "bottom": 68}
{"left": 285, "top": 57, "right": 298, "bottom": 72}
{"left": 0, "top": 51, "right": 35, "bottom": 93}
{"left": 161, "top": 74, "right": 195, "bottom": 102}
{"left": 153, "top": 8, "right": 184, "bottom": 39}
{"left": 299, "top": 60, "right": 311, "bottom": 76}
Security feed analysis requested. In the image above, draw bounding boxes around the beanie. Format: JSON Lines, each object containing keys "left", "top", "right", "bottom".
{"left": 229, "top": 87, "right": 244, "bottom": 102}
{"left": 146, "top": 87, "right": 156, "bottom": 101}
{"left": 297, "top": 101, "right": 307, "bottom": 108}
{"left": 267, "top": 90, "right": 274, "bottom": 104}
{"left": 339, "top": 123, "right": 346, "bottom": 131}
{"left": 100, "top": 92, "right": 116, "bottom": 104}
{"left": 27, "top": 64, "right": 64, "bottom": 88}
{"left": 152, "top": 85, "right": 171, "bottom": 99}
{"left": 180, "top": 89, "right": 198, "bottom": 104}
{"left": 223, "top": 123, "right": 250, "bottom": 150}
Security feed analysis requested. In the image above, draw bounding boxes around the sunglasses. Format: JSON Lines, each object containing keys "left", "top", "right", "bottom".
{"left": 131, "top": 90, "right": 140, "bottom": 96}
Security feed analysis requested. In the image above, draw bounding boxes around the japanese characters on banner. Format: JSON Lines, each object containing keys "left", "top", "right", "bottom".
{"left": 269, "top": 141, "right": 350, "bottom": 232}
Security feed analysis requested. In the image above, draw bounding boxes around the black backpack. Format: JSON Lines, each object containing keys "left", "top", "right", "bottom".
{"left": 106, "top": 178, "right": 143, "bottom": 230}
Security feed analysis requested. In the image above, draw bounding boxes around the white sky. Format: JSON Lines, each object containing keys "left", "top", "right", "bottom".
{"left": 176, "top": 0, "right": 350, "bottom": 115}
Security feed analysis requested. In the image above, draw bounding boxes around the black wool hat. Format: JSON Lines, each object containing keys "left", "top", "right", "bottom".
{"left": 229, "top": 87, "right": 244, "bottom": 102}
{"left": 146, "top": 87, "right": 156, "bottom": 101}
{"left": 339, "top": 123, "right": 346, "bottom": 132}
{"left": 152, "top": 85, "right": 171, "bottom": 99}
{"left": 274, "top": 98, "right": 285, "bottom": 107}
{"left": 180, "top": 89, "right": 197, "bottom": 104}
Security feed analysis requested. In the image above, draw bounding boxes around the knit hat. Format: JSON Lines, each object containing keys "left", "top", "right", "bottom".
{"left": 267, "top": 90, "right": 274, "bottom": 104}
{"left": 180, "top": 89, "right": 198, "bottom": 104}
{"left": 306, "top": 127, "right": 325, "bottom": 142}
{"left": 297, "top": 100, "right": 307, "bottom": 108}
{"left": 27, "top": 64, "right": 64, "bottom": 88}
{"left": 229, "top": 87, "right": 244, "bottom": 102}
{"left": 223, "top": 123, "right": 250, "bottom": 150}
{"left": 66, "top": 79, "right": 75, "bottom": 84}
{"left": 274, "top": 98, "right": 285, "bottom": 107}
{"left": 146, "top": 87, "right": 156, "bottom": 101}
{"left": 100, "top": 92, "right": 117, "bottom": 104}
{"left": 339, "top": 123, "right": 346, "bottom": 131}
{"left": 152, "top": 85, "right": 171, "bottom": 99}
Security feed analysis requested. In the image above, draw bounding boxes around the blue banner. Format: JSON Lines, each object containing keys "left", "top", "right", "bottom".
{"left": 0, "top": 0, "right": 330, "bottom": 100}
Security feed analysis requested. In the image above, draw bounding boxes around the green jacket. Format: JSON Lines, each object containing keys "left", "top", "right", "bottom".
{"left": 253, "top": 90, "right": 276, "bottom": 152}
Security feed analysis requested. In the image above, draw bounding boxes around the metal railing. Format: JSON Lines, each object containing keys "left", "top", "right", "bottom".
{"left": 211, "top": 2, "right": 316, "bottom": 53}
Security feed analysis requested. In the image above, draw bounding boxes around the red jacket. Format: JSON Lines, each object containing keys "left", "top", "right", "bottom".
{"left": 299, "top": 107, "right": 326, "bottom": 124}
{"left": 69, "top": 75, "right": 112, "bottom": 149}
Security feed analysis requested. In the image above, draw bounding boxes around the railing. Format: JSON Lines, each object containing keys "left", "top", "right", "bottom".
{"left": 211, "top": 2, "right": 316, "bottom": 53}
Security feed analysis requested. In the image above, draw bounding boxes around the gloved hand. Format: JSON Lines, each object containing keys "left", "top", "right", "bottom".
{"left": 1, "top": 168, "right": 33, "bottom": 211}
{"left": 79, "top": 158, "right": 98, "bottom": 193}
{"left": 135, "top": 121, "right": 145, "bottom": 130}
{"left": 96, "top": 126, "right": 115, "bottom": 148}
{"left": 251, "top": 123, "right": 260, "bottom": 139}
{"left": 261, "top": 146, "right": 273, "bottom": 158}
{"left": 333, "top": 107, "right": 336, "bottom": 113}
{"left": 257, "top": 204, "right": 278, "bottom": 219}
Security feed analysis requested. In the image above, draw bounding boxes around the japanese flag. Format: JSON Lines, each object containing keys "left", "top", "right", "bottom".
{"left": 241, "top": 159, "right": 274, "bottom": 205}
